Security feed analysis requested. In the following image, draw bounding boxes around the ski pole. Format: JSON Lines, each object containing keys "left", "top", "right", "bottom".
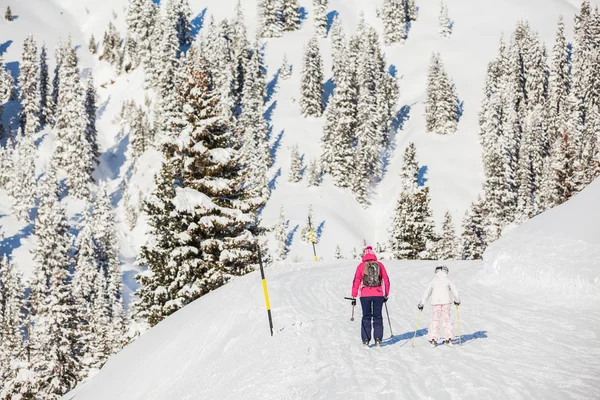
{"left": 344, "top": 297, "right": 355, "bottom": 321}
{"left": 456, "top": 304, "right": 462, "bottom": 346}
{"left": 384, "top": 303, "right": 394, "bottom": 338}
{"left": 411, "top": 310, "right": 422, "bottom": 347}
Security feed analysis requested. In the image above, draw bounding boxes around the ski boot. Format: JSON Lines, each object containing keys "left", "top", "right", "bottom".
{"left": 374, "top": 339, "right": 382, "bottom": 347}
{"left": 362, "top": 340, "right": 370, "bottom": 348}
{"left": 445, "top": 339, "right": 454, "bottom": 347}
{"left": 429, "top": 339, "right": 437, "bottom": 348}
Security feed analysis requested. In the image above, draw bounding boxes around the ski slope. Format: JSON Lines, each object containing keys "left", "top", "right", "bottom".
{"left": 63, "top": 259, "right": 600, "bottom": 399}
{"left": 65, "top": 178, "right": 600, "bottom": 399}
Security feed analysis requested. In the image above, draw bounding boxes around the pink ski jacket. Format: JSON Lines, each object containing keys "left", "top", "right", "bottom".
{"left": 351, "top": 252, "right": 390, "bottom": 298}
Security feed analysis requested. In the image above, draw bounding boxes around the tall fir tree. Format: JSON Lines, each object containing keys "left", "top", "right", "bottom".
{"left": 438, "top": 1, "right": 452, "bottom": 38}
{"left": 39, "top": 44, "right": 54, "bottom": 127}
{"left": 307, "top": 158, "right": 322, "bottom": 186}
{"left": 19, "top": 34, "right": 40, "bottom": 136}
{"left": 135, "top": 60, "right": 261, "bottom": 326}
{"left": 273, "top": 206, "right": 289, "bottom": 261}
{"left": 380, "top": 0, "right": 406, "bottom": 45}
{"left": 282, "top": 0, "right": 301, "bottom": 31}
{"left": 0, "top": 57, "right": 13, "bottom": 138}
{"left": 425, "top": 52, "right": 459, "bottom": 134}
{"left": 280, "top": 53, "right": 292, "bottom": 80}
{"left": 329, "top": 15, "right": 346, "bottom": 79}
{"left": 300, "top": 204, "right": 318, "bottom": 243}
{"left": 166, "top": 0, "right": 193, "bottom": 48}
{"left": 461, "top": 197, "right": 487, "bottom": 260}
{"left": 10, "top": 132, "right": 37, "bottom": 223}
{"left": 436, "top": 211, "right": 460, "bottom": 260}
{"left": 300, "top": 36, "right": 324, "bottom": 117}
{"left": 102, "top": 21, "right": 122, "bottom": 69}
{"left": 546, "top": 16, "right": 570, "bottom": 146}
{"left": 258, "top": 0, "right": 284, "bottom": 38}
{"left": 289, "top": 144, "right": 303, "bottom": 182}
{"left": 312, "top": 0, "right": 328, "bottom": 38}
{"left": 85, "top": 72, "right": 101, "bottom": 163}
{"left": 405, "top": 0, "right": 417, "bottom": 21}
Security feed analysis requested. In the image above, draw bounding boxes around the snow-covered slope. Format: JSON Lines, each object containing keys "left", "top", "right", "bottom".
{"left": 64, "top": 256, "right": 600, "bottom": 399}
{"left": 480, "top": 177, "right": 600, "bottom": 302}
{"left": 2, "top": 0, "right": 598, "bottom": 281}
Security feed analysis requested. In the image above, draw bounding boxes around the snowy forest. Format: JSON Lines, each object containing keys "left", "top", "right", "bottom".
{"left": 0, "top": 0, "right": 599, "bottom": 398}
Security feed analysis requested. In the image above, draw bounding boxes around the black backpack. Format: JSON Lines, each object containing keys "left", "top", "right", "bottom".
{"left": 362, "top": 261, "right": 382, "bottom": 287}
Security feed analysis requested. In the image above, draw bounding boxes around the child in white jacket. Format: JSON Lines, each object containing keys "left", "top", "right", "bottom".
{"left": 418, "top": 265, "right": 461, "bottom": 347}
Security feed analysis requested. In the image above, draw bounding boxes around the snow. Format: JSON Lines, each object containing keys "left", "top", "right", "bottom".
{"left": 64, "top": 257, "right": 600, "bottom": 398}
{"left": 480, "top": 177, "right": 600, "bottom": 302}
{"left": 172, "top": 187, "right": 218, "bottom": 213}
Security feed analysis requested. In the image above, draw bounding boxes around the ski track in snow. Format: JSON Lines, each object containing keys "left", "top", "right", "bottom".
{"left": 65, "top": 260, "right": 600, "bottom": 400}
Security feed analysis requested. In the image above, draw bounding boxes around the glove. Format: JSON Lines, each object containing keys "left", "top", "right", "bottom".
{"left": 454, "top": 301, "right": 461, "bottom": 306}
{"left": 351, "top": 298, "right": 356, "bottom": 306}
{"left": 418, "top": 303, "right": 424, "bottom": 310}
{"left": 383, "top": 297, "right": 388, "bottom": 303}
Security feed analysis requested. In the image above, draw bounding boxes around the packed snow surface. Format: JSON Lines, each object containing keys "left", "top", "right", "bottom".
{"left": 64, "top": 258, "right": 600, "bottom": 399}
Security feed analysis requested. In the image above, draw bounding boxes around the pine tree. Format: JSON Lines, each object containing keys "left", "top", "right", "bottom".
{"left": 334, "top": 245, "right": 343, "bottom": 259}
{"left": 550, "top": 129, "right": 578, "bottom": 205}
{"left": 300, "top": 36, "right": 324, "bottom": 117}
{"left": 92, "top": 182, "right": 126, "bottom": 354}
{"left": 28, "top": 176, "right": 79, "bottom": 398}
{"left": 85, "top": 72, "right": 101, "bottom": 163}
{"left": 307, "top": 158, "right": 321, "bottom": 186}
{"left": 300, "top": 204, "right": 318, "bottom": 243}
{"left": 282, "top": 0, "right": 300, "bottom": 32}
{"left": 166, "top": 0, "right": 193, "bottom": 48}
{"left": 4, "top": 6, "right": 12, "bottom": 21}
{"left": 405, "top": 0, "right": 417, "bottom": 21}
{"left": 399, "top": 142, "right": 419, "bottom": 191}
{"left": 237, "top": 46, "right": 271, "bottom": 206}
{"left": 135, "top": 61, "right": 260, "bottom": 326}
{"left": 329, "top": 15, "right": 346, "bottom": 78}
{"left": 51, "top": 40, "right": 64, "bottom": 119}
{"left": 88, "top": 34, "right": 98, "bottom": 54}
{"left": 19, "top": 35, "right": 40, "bottom": 136}
{"left": 312, "top": 0, "right": 328, "bottom": 38}
{"left": 289, "top": 144, "right": 303, "bottom": 182}
{"left": 380, "top": 0, "right": 406, "bottom": 45}
{"left": 0, "top": 255, "right": 26, "bottom": 384}
{"left": 439, "top": 1, "right": 452, "bottom": 38}
{"left": 436, "top": 211, "right": 460, "bottom": 260}
{"left": 321, "top": 59, "right": 356, "bottom": 187}
{"left": 10, "top": 132, "right": 37, "bottom": 223}
{"left": 274, "top": 206, "right": 289, "bottom": 261}
{"left": 280, "top": 54, "right": 292, "bottom": 80}
{"left": 547, "top": 16, "right": 570, "bottom": 147}
{"left": 39, "top": 44, "right": 53, "bottom": 127}
{"left": 102, "top": 21, "right": 122, "bottom": 68}
{"left": 0, "top": 57, "right": 13, "bottom": 138}
{"left": 258, "top": 0, "right": 284, "bottom": 38}
{"left": 461, "top": 197, "right": 487, "bottom": 260}
{"left": 425, "top": 53, "right": 459, "bottom": 134}
{"left": 130, "top": 104, "right": 153, "bottom": 159}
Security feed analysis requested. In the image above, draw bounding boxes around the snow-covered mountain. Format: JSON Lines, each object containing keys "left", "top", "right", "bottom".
{"left": 1, "top": 0, "right": 595, "bottom": 288}
{"left": 63, "top": 178, "right": 600, "bottom": 399}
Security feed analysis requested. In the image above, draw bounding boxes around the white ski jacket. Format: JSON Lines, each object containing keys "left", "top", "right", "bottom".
{"left": 420, "top": 271, "right": 460, "bottom": 306}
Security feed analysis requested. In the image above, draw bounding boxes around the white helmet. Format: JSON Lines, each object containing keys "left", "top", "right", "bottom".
{"left": 435, "top": 265, "right": 449, "bottom": 274}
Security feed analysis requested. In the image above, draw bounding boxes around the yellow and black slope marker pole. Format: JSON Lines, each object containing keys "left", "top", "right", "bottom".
{"left": 308, "top": 216, "right": 318, "bottom": 261}
{"left": 257, "top": 246, "right": 274, "bottom": 337}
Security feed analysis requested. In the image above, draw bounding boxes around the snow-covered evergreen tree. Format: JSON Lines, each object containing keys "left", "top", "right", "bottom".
{"left": 102, "top": 21, "right": 122, "bottom": 69}
{"left": 19, "top": 34, "right": 40, "bottom": 136}
{"left": 0, "top": 255, "right": 26, "bottom": 386}
{"left": 461, "top": 197, "right": 487, "bottom": 260}
{"left": 436, "top": 211, "right": 460, "bottom": 260}
{"left": 289, "top": 144, "right": 303, "bottom": 182}
{"left": 258, "top": 0, "right": 284, "bottom": 38}
{"left": 28, "top": 174, "right": 79, "bottom": 399}
{"left": 334, "top": 245, "right": 343, "bottom": 259}
{"left": 280, "top": 54, "right": 292, "bottom": 80}
{"left": 282, "top": 0, "right": 300, "bottom": 31}
{"left": 88, "top": 34, "right": 98, "bottom": 55}
{"left": 312, "top": 0, "right": 328, "bottom": 38}
{"left": 300, "top": 204, "right": 318, "bottom": 243}
{"left": 39, "top": 44, "right": 53, "bottom": 127}
{"left": 329, "top": 15, "right": 346, "bottom": 78}
{"left": 135, "top": 61, "right": 260, "bottom": 327}
{"left": 546, "top": 16, "right": 570, "bottom": 145}
{"left": 166, "top": 0, "right": 193, "bottom": 48}
{"left": 300, "top": 36, "right": 324, "bottom": 117}
{"left": 307, "top": 158, "right": 321, "bottom": 186}
{"left": 0, "top": 57, "right": 13, "bottom": 138}
{"left": 130, "top": 104, "right": 153, "bottom": 159}
{"left": 274, "top": 206, "right": 289, "bottom": 261}
{"left": 438, "top": 1, "right": 452, "bottom": 38}
{"left": 321, "top": 58, "right": 356, "bottom": 187}
{"left": 237, "top": 45, "right": 271, "bottom": 206}
{"left": 50, "top": 40, "right": 64, "bottom": 119}
{"left": 405, "top": 0, "right": 417, "bottom": 21}
{"left": 10, "top": 132, "right": 37, "bottom": 222}
{"left": 380, "top": 0, "right": 406, "bottom": 45}
{"left": 399, "top": 142, "right": 419, "bottom": 191}
{"left": 425, "top": 52, "right": 459, "bottom": 134}
{"left": 85, "top": 72, "right": 101, "bottom": 163}
{"left": 4, "top": 6, "right": 12, "bottom": 21}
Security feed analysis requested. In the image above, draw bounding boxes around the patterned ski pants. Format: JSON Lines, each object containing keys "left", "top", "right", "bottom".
{"left": 428, "top": 304, "right": 454, "bottom": 341}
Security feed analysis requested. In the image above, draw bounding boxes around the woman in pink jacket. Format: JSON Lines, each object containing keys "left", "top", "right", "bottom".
{"left": 351, "top": 246, "right": 390, "bottom": 347}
